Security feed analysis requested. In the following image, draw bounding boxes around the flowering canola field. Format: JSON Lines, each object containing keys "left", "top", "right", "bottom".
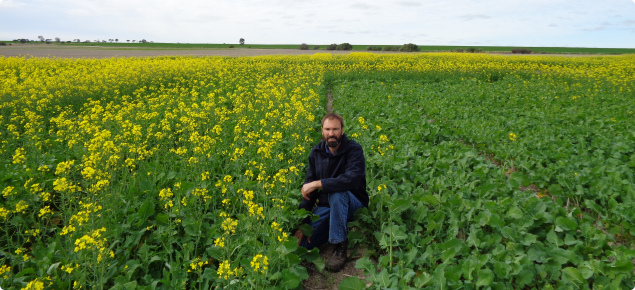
{"left": 1, "top": 53, "right": 634, "bottom": 289}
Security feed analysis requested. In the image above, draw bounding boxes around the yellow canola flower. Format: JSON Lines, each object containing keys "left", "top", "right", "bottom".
{"left": 12, "top": 148, "right": 27, "bottom": 164}
{"left": 0, "top": 207, "right": 10, "bottom": 220}
{"left": 2, "top": 186, "right": 16, "bottom": 198}
{"left": 21, "top": 279, "right": 44, "bottom": 290}
{"left": 221, "top": 218, "right": 238, "bottom": 235}
{"left": 250, "top": 254, "right": 269, "bottom": 273}
{"left": 0, "top": 264, "right": 11, "bottom": 277}
{"left": 217, "top": 260, "right": 233, "bottom": 280}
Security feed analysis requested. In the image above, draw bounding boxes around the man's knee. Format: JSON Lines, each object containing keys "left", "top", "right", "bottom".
{"left": 328, "top": 191, "right": 350, "bottom": 205}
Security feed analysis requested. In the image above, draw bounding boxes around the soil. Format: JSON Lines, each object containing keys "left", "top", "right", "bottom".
{"left": 0, "top": 46, "right": 372, "bottom": 58}
{"left": 301, "top": 243, "right": 369, "bottom": 290}
{"left": 0, "top": 45, "right": 614, "bottom": 59}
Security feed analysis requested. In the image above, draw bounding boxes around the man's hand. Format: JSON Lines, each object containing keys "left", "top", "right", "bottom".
{"left": 294, "top": 228, "right": 310, "bottom": 246}
{"left": 301, "top": 180, "right": 322, "bottom": 200}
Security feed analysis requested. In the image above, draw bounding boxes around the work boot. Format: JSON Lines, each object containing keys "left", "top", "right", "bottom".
{"left": 326, "top": 239, "right": 348, "bottom": 272}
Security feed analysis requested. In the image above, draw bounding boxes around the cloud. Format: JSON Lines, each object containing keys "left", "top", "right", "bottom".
{"left": 397, "top": 1, "right": 421, "bottom": 6}
{"left": 66, "top": 8, "right": 92, "bottom": 17}
{"left": 582, "top": 26, "right": 605, "bottom": 31}
{"left": 0, "top": 0, "right": 25, "bottom": 8}
{"left": 459, "top": 14, "right": 490, "bottom": 21}
{"left": 548, "top": 23, "right": 558, "bottom": 27}
{"left": 328, "top": 29, "right": 375, "bottom": 34}
{"left": 349, "top": 3, "right": 374, "bottom": 9}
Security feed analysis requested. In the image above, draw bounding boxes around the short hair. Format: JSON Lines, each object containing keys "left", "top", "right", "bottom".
{"left": 321, "top": 113, "right": 344, "bottom": 128}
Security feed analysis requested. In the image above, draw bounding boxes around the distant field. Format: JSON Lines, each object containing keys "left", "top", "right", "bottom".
{"left": 2, "top": 41, "right": 634, "bottom": 54}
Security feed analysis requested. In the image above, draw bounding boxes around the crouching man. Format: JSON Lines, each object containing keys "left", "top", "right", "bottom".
{"left": 294, "top": 113, "right": 368, "bottom": 272}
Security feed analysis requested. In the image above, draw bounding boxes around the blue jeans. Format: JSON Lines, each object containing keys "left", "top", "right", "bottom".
{"left": 299, "top": 191, "right": 363, "bottom": 250}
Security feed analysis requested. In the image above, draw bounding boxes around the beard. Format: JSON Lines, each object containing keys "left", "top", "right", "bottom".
{"left": 323, "top": 135, "right": 342, "bottom": 148}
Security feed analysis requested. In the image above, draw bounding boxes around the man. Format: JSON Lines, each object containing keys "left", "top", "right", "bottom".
{"left": 294, "top": 113, "right": 368, "bottom": 272}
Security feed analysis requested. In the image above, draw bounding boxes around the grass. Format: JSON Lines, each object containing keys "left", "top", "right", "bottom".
{"left": 2, "top": 41, "right": 634, "bottom": 54}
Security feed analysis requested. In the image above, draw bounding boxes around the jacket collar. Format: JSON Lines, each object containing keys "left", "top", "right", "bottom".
{"left": 315, "top": 134, "right": 350, "bottom": 156}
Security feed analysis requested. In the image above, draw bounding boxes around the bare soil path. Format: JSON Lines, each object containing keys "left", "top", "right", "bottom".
{"left": 0, "top": 45, "right": 613, "bottom": 59}
{"left": 0, "top": 46, "right": 358, "bottom": 58}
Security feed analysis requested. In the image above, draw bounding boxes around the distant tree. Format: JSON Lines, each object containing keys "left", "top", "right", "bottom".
{"left": 20, "top": 39, "right": 27, "bottom": 43}
{"left": 400, "top": 43, "right": 418, "bottom": 52}
{"left": 140, "top": 39, "right": 147, "bottom": 43}
{"left": 115, "top": 38, "right": 118, "bottom": 42}
{"left": 336, "top": 43, "right": 353, "bottom": 50}
{"left": 300, "top": 43, "right": 309, "bottom": 50}
{"left": 127, "top": 40, "right": 130, "bottom": 43}
{"left": 55, "top": 37, "right": 60, "bottom": 42}
{"left": 239, "top": 38, "right": 245, "bottom": 45}
{"left": 38, "top": 36, "right": 45, "bottom": 42}
{"left": 132, "top": 40, "right": 136, "bottom": 43}
{"left": 326, "top": 44, "right": 337, "bottom": 50}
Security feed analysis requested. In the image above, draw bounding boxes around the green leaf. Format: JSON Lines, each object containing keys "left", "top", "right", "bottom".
{"left": 561, "top": 267, "right": 585, "bottom": 286}
{"left": 520, "top": 233, "right": 537, "bottom": 246}
{"left": 339, "top": 277, "right": 366, "bottom": 290}
{"left": 184, "top": 224, "right": 198, "bottom": 236}
{"left": 555, "top": 216, "right": 578, "bottom": 231}
{"left": 461, "top": 257, "right": 478, "bottom": 281}
{"left": 283, "top": 239, "right": 298, "bottom": 253}
{"left": 389, "top": 198, "right": 411, "bottom": 214}
{"left": 280, "top": 268, "right": 303, "bottom": 289}
{"left": 156, "top": 213, "right": 169, "bottom": 225}
{"left": 441, "top": 247, "right": 458, "bottom": 264}
{"left": 419, "top": 194, "right": 439, "bottom": 205}
{"left": 405, "top": 248, "right": 418, "bottom": 266}
{"left": 382, "top": 224, "right": 407, "bottom": 240}
{"left": 414, "top": 272, "right": 433, "bottom": 288}
{"left": 355, "top": 256, "right": 376, "bottom": 273}
{"left": 493, "top": 261, "right": 511, "bottom": 279}
{"left": 376, "top": 269, "right": 391, "bottom": 287}
{"left": 433, "top": 264, "right": 447, "bottom": 288}
{"left": 124, "top": 281, "right": 138, "bottom": 290}
{"left": 206, "top": 246, "right": 222, "bottom": 260}
{"left": 506, "top": 207, "right": 523, "bottom": 219}
{"left": 476, "top": 269, "right": 494, "bottom": 287}
{"left": 609, "top": 260, "right": 634, "bottom": 274}
{"left": 47, "top": 262, "right": 61, "bottom": 275}
{"left": 515, "top": 270, "right": 533, "bottom": 287}
{"left": 138, "top": 199, "right": 155, "bottom": 223}
{"left": 313, "top": 258, "right": 325, "bottom": 273}
{"left": 488, "top": 213, "right": 505, "bottom": 229}
{"left": 300, "top": 224, "right": 314, "bottom": 237}
{"left": 301, "top": 248, "right": 320, "bottom": 262}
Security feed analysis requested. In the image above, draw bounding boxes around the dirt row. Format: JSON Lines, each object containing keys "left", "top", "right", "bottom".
{"left": 0, "top": 46, "right": 611, "bottom": 59}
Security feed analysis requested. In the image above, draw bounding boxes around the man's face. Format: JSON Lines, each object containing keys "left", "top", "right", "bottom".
{"left": 322, "top": 118, "right": 343, "bottom": 148}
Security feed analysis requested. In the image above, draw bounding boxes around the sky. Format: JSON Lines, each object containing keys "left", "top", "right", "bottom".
{"left": 0, "top": 0, "right": 634, "bottom": 48}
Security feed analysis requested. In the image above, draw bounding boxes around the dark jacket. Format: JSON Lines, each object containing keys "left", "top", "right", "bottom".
{"left": 299, "top": 134, "right": 368, "bottom": 223}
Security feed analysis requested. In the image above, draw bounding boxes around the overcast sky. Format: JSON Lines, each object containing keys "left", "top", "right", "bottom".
{"left": 1, "top": 0, "right": 634, "bottom": 48}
